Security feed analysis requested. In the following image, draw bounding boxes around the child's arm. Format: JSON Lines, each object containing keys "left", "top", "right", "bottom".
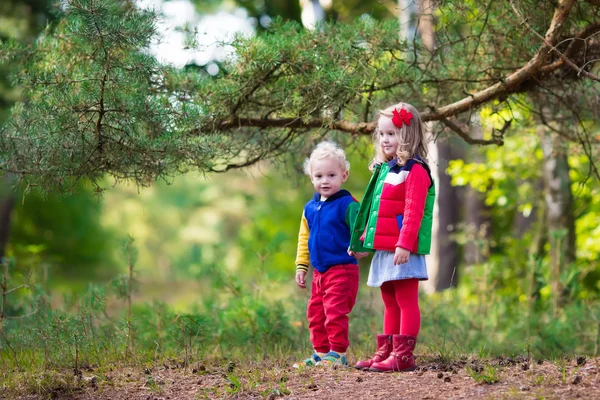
{"left": 346, "top": 200, "right": 370, "bottom": 259}
{"left": 396, "top": 164, "right": 431, "bottom": 252}
{"left": 295, "top": 212, "right": 310, "bottom": 288}
{"left": 345, "top": 200, "right": 360, "bottom": 230}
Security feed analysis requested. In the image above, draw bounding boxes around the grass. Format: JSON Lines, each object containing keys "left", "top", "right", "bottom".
{"left": 3, "top": 352, "right": 595, "bottom": 399}
{"left": 2, "top": 248, "right": 600, "bottom": 398}
{"left": 466, "top": 364, "right": 501, "bottom": 384}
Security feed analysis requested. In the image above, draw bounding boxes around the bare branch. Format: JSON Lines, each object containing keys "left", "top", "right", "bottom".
{"left": 230, "top": 64, "right": 282, "bottom": 116}
{"left": 216, "top": 117, "right": 376, "bottom": 135}
{"left": 422, "top": 0, "right": 577, "bottom": 121}
{"left": 510, "top": 2, "right": 600, "bottom": 81}
{"left": 5, "top": 284, "right": 27, "bottom": 295}
{"left": 438, "top": 117, "right": 505, "bottom": 146}
{"left": 6, "top": 308, "right": 38, "bottom": 319}
{"left": 209, "top": 128, "right": 298, "bottom": 172}
{"left": 539, "top": 23, "right": 600, "bottom": 73}
{"left": 215, "top": 115, "right": 505, "bottom": 147}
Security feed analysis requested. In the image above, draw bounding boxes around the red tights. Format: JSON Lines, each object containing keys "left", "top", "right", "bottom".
{"left": 380, "top": 279, "right": 420, "bottom": 336}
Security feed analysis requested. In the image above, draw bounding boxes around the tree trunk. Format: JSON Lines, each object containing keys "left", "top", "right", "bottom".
{"left": 529, "top": 187, "right": 548, "bottom": 259}
{"left": 541, "top": 133, "right": 576, "bottom": 263}
{"left": 414, "top": 0, "right": 461, "bottom": 291}
{"left": 300, "top": 0, "right": 325, "bottom": 29}
{"left": 0, "top": 185, "right": 15, "bottom": 260}
{"left": 541, "top": 130, "right": 575, "bottom": 316}
{"left": 398, "top": 0, "right": 418, "bottom": 42}
{"left": 464, "top": 114, "right": 491, "bottom": 265}
{"left": 513, "top": 178, "right": 542, "bottom": 239}
{"left": 431, "top": 140, "right": 462, "bottom": 290}
{"left": 464, "top": 184, "right": 489, "bottom": 265}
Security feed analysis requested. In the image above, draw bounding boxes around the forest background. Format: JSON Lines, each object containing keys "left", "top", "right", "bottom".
{"left": 0, "top": 0, "right": 599, "bottom": 398}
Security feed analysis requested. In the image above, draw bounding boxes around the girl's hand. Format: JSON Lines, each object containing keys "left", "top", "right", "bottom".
{"left": 295, "top": 270, "right": 307, "bottom": 289}
{"left": 394, "top": 247, "right": 410, "bottom": 265}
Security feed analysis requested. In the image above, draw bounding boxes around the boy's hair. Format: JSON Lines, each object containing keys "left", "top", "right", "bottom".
{"left": 303, "top": 141, "right": 350, "bottom": 176}
{"left": 371, "top": 102, "right": 429, "bottom": 167}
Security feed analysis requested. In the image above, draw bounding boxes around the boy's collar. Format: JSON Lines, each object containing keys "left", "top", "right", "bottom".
{"left": 313, "top": 189, "right": 351, "bottom": 202}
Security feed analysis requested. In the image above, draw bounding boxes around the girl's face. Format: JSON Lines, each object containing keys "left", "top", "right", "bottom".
{"left": 378, "top": 116, "right": 399, "bottom": 159}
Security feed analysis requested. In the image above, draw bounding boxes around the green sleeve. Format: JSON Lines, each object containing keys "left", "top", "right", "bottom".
{"left": 345, "top": 201, "right": 360, "bottom": 231}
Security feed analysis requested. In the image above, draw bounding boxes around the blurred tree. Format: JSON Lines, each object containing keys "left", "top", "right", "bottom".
{"left": 188, "top": 0, "right": 395, "bottom": 28}
{"left": 0, "top": 0, "right": 55, "bottom": 259}
{"left": 8, "top": 183, "right": 118, "bottom": 282}
{"left": 0, "top": 0, "right": 117, "bottom": 282}
{"left": 0, "top": 0, "right": 55, "bottom": 120}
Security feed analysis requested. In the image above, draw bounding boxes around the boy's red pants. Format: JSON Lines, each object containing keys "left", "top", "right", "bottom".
{"left": 307, "top": 264, "right": 359, "bottom": 354}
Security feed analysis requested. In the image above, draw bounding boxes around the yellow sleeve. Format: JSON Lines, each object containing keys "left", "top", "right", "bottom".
{"left": 295, "top": 212, "right": 310, "bottom": 272}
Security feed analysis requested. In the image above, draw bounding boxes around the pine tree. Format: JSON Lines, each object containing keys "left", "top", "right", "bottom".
{"left": 0, "top": 0, "right": 598, "bottom": 192}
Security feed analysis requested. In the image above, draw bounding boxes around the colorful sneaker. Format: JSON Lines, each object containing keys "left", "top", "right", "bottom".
{"left": 293, "top": 353, "right": 322, "bottom": 369}
{"left": 316, "top": 351, "right": 348, "bottom": 367}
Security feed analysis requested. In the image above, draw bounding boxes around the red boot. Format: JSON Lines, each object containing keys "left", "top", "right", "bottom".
{"left": 369, "top": 334, "right": 417, "bottom": 372}
{"left": 354, "top": 334, "right": 392, "bottom": 370}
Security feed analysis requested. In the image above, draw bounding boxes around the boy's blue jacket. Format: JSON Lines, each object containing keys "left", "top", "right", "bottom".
{"left": 295, "top": 189, "right": 359, "bottom": 273}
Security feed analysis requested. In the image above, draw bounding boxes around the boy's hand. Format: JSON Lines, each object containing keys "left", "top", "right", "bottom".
{"left": 348, "top": 250, "right": 370, "bottom": 259}
{"left": 295, "top": 270, "right": 307, "bottom": 288}
{"left": 394, "top": 247, "right": 410, "bottom": 265}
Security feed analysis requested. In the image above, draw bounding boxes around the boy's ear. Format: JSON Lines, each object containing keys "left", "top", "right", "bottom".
{"left": 342, "top": 170, "right": 349, "bottom": 182}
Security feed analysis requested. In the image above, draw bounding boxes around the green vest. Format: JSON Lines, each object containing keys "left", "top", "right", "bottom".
{"left": 349, "top": 162, "right": 435, "bottom": 254}
{"left": 349, "top": 163, "right": 386, "bottom": 253}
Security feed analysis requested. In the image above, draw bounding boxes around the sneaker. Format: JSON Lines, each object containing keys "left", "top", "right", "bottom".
{"left": 316, "top": 351, "right": 348, "bottom": 367}
{"left": 293, "top": 353, "right": 322, "bottom": 369}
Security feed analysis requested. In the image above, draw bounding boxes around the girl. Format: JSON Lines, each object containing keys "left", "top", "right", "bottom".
{"left": 348, "top": 102, "right": 435, "bottom": 372}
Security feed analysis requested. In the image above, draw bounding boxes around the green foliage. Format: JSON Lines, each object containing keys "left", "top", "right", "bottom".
{"left": 466, "top": 364, "right": 500, "bottom": 384}
{"left": 0, "top": 0, "right": 56, "bottom": 122}
{"left": 7, "top": 182, "right": 118, "bottom": 281}
{"left": 0, "top": 2, "right": 599, "bottom": 397}
{"left": 1, "top": 0, "right": 597, "bottom": 191}
{"left": 1, "top": 0, "right": 217, "bottom": 191}
{"left": 447, "top": 123, "right": 600, "bottom": 265}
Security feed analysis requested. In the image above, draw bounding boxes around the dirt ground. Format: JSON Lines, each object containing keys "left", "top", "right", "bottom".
{"left": 7, "top": 356, "right": 600, "bottom": 399}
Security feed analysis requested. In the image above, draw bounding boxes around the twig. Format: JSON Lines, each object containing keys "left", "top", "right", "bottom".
{"left": 438, "top": 117, "right": 505, "bottom": 145}
{"left": 509, "top": 0, "right": 600, "bottom": 81}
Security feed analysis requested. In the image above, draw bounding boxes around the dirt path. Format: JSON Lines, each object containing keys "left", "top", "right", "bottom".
{"left": 8, "top": 357, "right": 600, "bottom": 399}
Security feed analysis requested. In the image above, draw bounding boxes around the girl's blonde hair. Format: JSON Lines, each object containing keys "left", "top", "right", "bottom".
{"left": 303, "top": 141, "right": 350, "bottom": 176}
{"left": 371, "top": 102, "right": 428, "bottom": 168}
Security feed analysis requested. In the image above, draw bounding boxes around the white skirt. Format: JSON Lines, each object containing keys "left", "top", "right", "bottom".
{"left": 367, "top": 250, "right": 428, "bottom": 287}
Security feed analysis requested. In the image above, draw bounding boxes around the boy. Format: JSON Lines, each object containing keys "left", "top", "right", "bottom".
{"left": 294, "top": 141, "right": 362, "bottom": 368}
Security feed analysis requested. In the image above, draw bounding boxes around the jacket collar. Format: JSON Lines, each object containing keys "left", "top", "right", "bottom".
{"left": 386, "top": 155, "right": 425, "bottom": 172}
{"left": 312, "top": 189, "right": 352, "bottom": 203}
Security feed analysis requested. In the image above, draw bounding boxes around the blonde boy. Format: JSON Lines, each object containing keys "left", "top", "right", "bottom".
{"left": 294, "top": 141, "right": 361, "bottom": 368}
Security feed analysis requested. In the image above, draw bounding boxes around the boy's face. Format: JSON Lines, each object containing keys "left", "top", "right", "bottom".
{"left": 309, "top": 158, "right": 348, "bottom": 200}
{"left": 378, "top": 116, "right": 400, "bottom": 159}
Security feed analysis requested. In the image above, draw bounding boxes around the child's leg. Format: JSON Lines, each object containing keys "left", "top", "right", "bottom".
{"left": 321, "top": 264, "right": 359, "bottom": 353}
{"left": 307, "top": 269, "right": 330, "bottom": 354}
{"left": 393, "top": 279, "right": 420, "bottom": 336}
{"left": 381, "top": 281, "right": 401, "bottom": 334}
